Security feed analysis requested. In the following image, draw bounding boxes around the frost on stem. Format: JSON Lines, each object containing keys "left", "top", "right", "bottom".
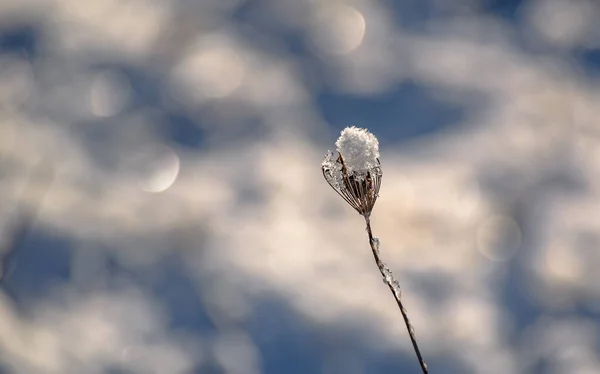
{"left": 322, "top": 127, "right": 382, "bottom": 217}
{"left": 372, "top": 236, "right": 402, "bottom": 301}
{"left": 371, "top": 237, "right": 380, "bottom": 253}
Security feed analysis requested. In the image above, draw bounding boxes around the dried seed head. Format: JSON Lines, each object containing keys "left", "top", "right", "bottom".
{"left": 322, "top": 127, "right": 382, "bottom": 217}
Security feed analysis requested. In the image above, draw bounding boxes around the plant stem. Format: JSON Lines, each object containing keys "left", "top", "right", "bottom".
{"left": 365, "top": 215, "right": 428, "bottom": 374}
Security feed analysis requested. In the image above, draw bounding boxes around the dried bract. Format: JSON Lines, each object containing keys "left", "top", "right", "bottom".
{"left": 322, "top": 127, "right": 382, "bottom": 217}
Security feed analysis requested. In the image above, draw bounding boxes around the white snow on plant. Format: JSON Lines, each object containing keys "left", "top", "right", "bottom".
{"left": 335, "top": 126, "right": 380, "bottom": 172}
{"left": 321, "top": 149, "right": 336, "bottom": 168}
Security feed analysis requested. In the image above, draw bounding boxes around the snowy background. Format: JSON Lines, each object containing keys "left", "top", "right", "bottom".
{"left": 1, "top": 0, "right": 600, "bottom": 373}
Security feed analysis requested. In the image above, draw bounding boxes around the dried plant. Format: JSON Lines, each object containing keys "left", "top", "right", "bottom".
{"left": 322, "top": 127, "right": 428, "bottom": 374}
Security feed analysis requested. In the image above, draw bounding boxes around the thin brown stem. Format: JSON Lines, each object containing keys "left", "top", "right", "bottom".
{"left": 365, "top": 215, "right": 428, "bottom": 374}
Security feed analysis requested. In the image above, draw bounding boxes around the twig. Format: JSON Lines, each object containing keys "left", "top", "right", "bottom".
{"left": 322, "top": 127, "right": 429, "bottom": 372}
{"left": 365, "top": 215, "right": 428, "bottom": 374}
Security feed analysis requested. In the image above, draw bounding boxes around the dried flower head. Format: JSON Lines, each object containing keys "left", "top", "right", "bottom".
{"left": 322, "top": 126, "right": 382, "bottom": 217}
{"left": 321, "top": 127, "right": 428, "bottom": 374}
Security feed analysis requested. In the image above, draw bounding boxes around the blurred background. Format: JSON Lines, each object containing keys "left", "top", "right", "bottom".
{"left": 0, "top": 0, "right": 599, "bottom": 373}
